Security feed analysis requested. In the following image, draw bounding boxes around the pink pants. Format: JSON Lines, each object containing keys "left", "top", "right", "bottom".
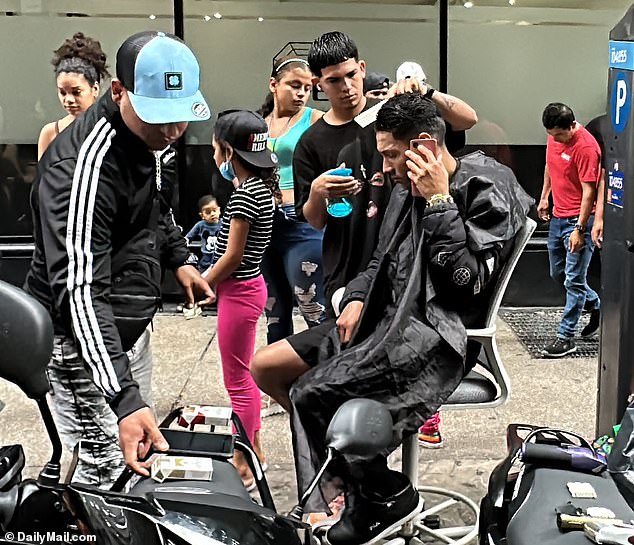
{"left": 216, "top": 275, "right": 267, "bottom": 443}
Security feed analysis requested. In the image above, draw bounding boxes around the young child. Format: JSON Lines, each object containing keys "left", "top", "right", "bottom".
{"left": 185, "top": 195, "right": 222, "bottom": 274}
{"left": 205, "top": 109, "right": 278, "bottom": 490}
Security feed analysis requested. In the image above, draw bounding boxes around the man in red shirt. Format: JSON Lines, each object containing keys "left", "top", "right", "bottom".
{"left": 538, "top": 102, "right": 601, "bottom": 357}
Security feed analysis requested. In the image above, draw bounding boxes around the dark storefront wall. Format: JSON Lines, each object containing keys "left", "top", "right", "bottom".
{"left": 0, "top": 0, "right": 630, "bottom": 304}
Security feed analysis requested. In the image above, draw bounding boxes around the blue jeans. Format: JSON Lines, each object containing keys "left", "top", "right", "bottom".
{"left": 547, "top": 216, "right": 600, "bottom": 338}
{"left": 261, "top": 204, "right": 326, "bottom": 344}
{"left": 198, "top": 252, "right": 214, "bottom": 274}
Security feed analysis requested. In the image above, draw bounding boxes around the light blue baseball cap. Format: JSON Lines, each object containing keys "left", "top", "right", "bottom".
{"left": 116, "top": 31, "right": 211, "bottom": 124}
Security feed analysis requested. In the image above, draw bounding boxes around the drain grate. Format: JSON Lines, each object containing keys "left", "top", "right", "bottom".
{"left": 499, "top": 307, "right": 598, "bottom": 359}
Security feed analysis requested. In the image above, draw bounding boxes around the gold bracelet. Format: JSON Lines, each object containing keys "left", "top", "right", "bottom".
{"left": 426, "top": 194, "right": 454, "bottom": 208}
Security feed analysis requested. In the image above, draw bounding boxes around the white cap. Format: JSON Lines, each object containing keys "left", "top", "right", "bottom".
{"left": 396, "top": 61, "right": 426, "bottom": 83}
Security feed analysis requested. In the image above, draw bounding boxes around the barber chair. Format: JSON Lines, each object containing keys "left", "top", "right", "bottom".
{"left": 332, "top": 217, "right": 536, "bottom": 545}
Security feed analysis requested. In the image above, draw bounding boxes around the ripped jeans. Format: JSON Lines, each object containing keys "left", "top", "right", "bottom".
{"left": 47, "top": 329, "right": 154, "bottom": 487}
{"left": 261, "top": 204, "right": 326, "bottom": 344}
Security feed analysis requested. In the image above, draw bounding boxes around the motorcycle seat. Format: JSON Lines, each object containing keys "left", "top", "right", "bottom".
{"left": 507, "top": 467, "right": 634, "bottom": 545}
{"left": 129, "top": 458, "right": 265, "bottom": 512}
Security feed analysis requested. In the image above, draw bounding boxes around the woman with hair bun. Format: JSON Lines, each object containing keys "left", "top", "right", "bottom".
{"left": 37, "top": 32, "right": 110, "bottom": 159}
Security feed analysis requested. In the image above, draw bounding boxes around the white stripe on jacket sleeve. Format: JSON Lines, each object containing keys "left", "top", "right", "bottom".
{"left": 65, "top": 118, "right": 120, "bottom": 397}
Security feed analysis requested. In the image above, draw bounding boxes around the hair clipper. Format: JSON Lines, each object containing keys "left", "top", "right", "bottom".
{"left": 520, "top": 442, "right": 607, "bottom": 474}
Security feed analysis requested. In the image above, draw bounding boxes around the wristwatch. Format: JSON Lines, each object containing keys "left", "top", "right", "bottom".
{"left": 574, "top": 223, "right": 586, "bottom": 233}
{"left": 424, "top": 87, "right": 436, "bottom": 100}
{"left": 426, "top": 193, "right": 454, "bottom": 208}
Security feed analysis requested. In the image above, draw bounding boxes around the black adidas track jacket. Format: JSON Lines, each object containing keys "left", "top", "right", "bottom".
{"left": 25, "top": 93, "right": 190, "bottom": 420}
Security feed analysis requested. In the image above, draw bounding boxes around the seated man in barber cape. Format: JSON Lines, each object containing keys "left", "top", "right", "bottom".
{"left": 253, "top": 92, "right": 532, "bottom": 545}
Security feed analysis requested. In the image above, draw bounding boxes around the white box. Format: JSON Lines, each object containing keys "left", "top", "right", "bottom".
{"left": 178, "top": 405, "right": 232, "bottom": 429}
{"left": 151, "top": 454, "right": 214, "bottom": 483}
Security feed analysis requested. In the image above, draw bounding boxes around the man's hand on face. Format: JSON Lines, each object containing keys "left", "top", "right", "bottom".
{"left": 568, "top": 229, "right": 584, "bottom": 253}
{"left": 175, "top": 264, "right": 216, "bottom": 306}
{"left": 310, "top": 165, "right": 362, "bottom": 201}
{"left": 336, "top": 300, "right": 364, "bottom": 344}
{"left": 119, "top": 407, "right": 169, "bottom": 476}
{"left": 404, "top": 145, "right": 449, "bottom": 200}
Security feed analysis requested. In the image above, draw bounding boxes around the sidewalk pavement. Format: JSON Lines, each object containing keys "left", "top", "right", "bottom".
{"left": 0, "top": 312, "right": 598, "bottom": 517}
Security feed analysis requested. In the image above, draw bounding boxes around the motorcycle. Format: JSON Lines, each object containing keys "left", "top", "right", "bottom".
{"left": 0, "top": 279, "right": 396, "bottom": 544}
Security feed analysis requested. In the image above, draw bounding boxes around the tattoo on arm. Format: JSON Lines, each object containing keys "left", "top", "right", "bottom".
{"left": 439, "top": 94, "right": 457, "bottom": 111}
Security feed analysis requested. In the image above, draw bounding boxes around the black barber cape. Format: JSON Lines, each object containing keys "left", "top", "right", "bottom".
{"left": 289, "top": 151, "right": 533, "bottom": 509}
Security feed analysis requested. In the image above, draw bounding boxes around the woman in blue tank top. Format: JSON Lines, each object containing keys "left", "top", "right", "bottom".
{"left": 258, "top": 56, "right": 326, "bottom": 365}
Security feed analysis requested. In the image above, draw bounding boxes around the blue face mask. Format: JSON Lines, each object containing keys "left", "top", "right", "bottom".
{"left": 219, "top": 159, "right": 236, "bottom": 182}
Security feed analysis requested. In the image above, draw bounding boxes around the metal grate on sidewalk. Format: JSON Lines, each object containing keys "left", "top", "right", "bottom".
{"left": 499, "top": 307, "right": 599, "bottom": 359}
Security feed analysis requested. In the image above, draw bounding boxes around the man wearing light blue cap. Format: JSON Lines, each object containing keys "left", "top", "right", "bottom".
{"left": 115, "top": 31, "right": 211, "bottom": 127}
{"left": 25, "top": 31, "right": 213, "bottom": 484}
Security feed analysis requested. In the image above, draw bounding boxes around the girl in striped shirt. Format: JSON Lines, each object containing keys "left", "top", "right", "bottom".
{"left": 205, "top": 110, "right": 279, "bottom": 490}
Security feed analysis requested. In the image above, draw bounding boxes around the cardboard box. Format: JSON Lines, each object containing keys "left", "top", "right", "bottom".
{"left": 151, "top": 454, "right": 214, "bottom": 483}
{"left": 178, "top": 405, "right": 232, "bottom": 430}
{"left": 212, "top": 425, "right": 232, "bottom": 435}
{"left": 192, "top": 423, "right": 212, "bottom": 433}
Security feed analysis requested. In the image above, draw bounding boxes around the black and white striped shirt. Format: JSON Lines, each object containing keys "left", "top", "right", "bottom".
{"left": 214, "top": 177, "right": 274, "bottom": 279}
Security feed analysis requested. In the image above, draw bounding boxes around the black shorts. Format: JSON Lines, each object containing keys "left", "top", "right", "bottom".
{"left": 287, "top": 318, "right": 338, "bottom": 367}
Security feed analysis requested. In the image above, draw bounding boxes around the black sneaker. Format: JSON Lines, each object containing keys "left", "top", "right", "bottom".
{"left": 542, "top": 337, "right": 577, "bottom": 358}
{"left": 325, "top": 483, "right": 423, "bottom": 545}
{"left": 581, "top": 308, "right": 600, "bottom": 337}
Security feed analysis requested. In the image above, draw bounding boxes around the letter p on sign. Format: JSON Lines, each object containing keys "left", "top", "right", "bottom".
{"left": 616, "top": 80, "right": 627, "bottom": 125}
{"left": 612, "top": 72, "right": 631, "bottom": 133}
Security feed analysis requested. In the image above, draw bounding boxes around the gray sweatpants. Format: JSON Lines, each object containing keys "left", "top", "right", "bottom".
{"left": 47, "top": 329, "right": 153, "bottom": 487}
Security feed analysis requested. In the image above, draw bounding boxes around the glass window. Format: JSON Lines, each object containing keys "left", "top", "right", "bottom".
{"left": 448, "top": 1, "right": 631, "bottom": 236}
{"left": 0, "top": 1, "right": 174, "bottom": 238}
{"left": 0, "top": 1, "right": 174, "bottom": 144}
{"left": 183, "top": 0, "right": 440, "bottom": 145}
{"left": 180, "top": 0, "right": 440, "bottom": 227}
{"left": 448, "top": 1, "right": 632, "bottom": 145}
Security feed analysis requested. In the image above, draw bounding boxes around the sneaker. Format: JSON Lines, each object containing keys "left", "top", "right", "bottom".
{"left": 261, "top": 394, "right": 286, "bottom": 418}
{"left": 325, "top": 484, "right": 423, "bottom": 545}
{"left": 417, "top": 412, "right": 443, "bottom": 448}
{"left": 581, "top": 308, "right": 600, "bottom": 337}
{"left": 542, "top": 337, "right": 577, "bottom": 358}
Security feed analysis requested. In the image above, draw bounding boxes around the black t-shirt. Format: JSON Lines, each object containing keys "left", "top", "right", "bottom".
{"left": 445, "top": 123, "right": 466, "bottom": 154}
{"left": 293, "top": 117, "right": 393, "bottom": 306}
{"left": 293, "top": 115, "right": 464, "bottom": 307}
